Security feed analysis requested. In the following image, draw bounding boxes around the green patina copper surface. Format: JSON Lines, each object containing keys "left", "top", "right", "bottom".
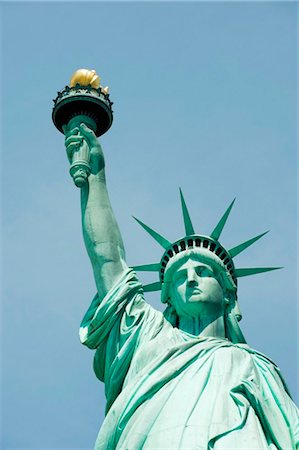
{"left": 56, "top": 73, "right": 299, "bottom": 449}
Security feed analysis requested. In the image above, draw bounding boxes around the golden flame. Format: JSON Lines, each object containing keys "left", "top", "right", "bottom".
{"left": 70, "top": 69, "right": 100, "bottom": 89}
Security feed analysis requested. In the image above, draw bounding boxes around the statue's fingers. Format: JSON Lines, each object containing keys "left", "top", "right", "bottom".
{"left": 69, "top": 126, "right": 79, "bottom": 135}
{"left": 66, "top": 142, "right": 82, "bottom": 157}
{"left": 66, "top": 141, "right": 82, "bottom": 151}
{"left": 66, "top": 141, "right": 82, "bottom": 162}
{"left": 79, "top": 123, "right": 98, "bottom": 146}
{"left": 65, "top": 135, "right": 83, "bottom": 147}
{"left": 64, "top": 126, "right": 80, "bottom": 139}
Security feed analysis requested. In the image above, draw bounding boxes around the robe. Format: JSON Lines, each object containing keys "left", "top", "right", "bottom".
{"left": 79, "top": 269, "right": 299, "bottom": 450}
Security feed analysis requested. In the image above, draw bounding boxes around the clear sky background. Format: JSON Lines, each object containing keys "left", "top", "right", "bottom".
{"left": 2, "top": 1, "right": 298, "bottom": 449}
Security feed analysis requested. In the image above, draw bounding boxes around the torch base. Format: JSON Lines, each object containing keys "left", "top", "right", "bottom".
{"left": 70, "top": 161, "right": 91, "bottom": 188}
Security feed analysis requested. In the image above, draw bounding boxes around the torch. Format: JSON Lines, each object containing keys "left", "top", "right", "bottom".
{"left": 52, "top": 69, "right": 113, "bottom": 187}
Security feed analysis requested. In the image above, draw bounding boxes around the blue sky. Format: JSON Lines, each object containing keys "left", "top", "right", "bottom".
{"left": 2, "top": 2, "right": 298, "bottom": 448}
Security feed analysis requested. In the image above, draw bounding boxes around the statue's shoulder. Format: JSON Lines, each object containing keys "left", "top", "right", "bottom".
{"left": 211, "top": 340, "right": 279, "bottom": 372}
{"left": 233, "top": 343, "right": 278, "bottom": 367}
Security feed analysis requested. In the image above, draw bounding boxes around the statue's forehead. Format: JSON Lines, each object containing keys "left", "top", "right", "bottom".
{"left": 165, "top": 250, "right": 220, "bottom": 281}
{"left": 175, "top": 255, "right": 214, "bottom": 271}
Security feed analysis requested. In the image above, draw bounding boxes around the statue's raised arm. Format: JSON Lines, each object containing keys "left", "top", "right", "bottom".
{"left": 64, "top": 122, "right": 126, "bottom": 300}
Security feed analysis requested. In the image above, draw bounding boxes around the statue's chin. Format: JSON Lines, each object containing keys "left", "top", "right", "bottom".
{"left": 179, "top": 299, "right": 224, "bottom": 320}
{"left": 186, "top": 295, "right": 204, "bottom": 303}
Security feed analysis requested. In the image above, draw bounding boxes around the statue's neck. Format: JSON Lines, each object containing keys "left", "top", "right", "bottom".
{"left": 178, "top": 314, "right": 226, "bottom": 338}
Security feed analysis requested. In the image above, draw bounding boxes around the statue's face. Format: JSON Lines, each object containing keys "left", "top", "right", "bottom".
{"left": 169, "top": 257, "right": 225, "bottom": 318}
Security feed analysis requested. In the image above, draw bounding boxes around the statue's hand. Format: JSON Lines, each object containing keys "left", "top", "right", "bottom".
{"left": 63, "top": 123, "right": 105, "bottom": 175}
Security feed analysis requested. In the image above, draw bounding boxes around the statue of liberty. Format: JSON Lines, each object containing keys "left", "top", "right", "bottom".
{"left": 54, "top": 70, "right": 298, "bottom": 449}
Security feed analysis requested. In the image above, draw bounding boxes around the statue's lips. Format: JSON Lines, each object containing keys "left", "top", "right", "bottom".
{"left": 187, "top": 288, "right": 203, "bottom": 296}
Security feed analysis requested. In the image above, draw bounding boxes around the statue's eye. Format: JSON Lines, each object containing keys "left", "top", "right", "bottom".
{"left": 173, "top": 271, "right": 186, "bottom": 284}
{"left": 197, "top": 267, "right": 213, "bottom": 278}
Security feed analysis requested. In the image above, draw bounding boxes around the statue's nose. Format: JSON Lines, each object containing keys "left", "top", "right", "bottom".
{"left": 187, "top": 269, "right": 198, "bottom": 286}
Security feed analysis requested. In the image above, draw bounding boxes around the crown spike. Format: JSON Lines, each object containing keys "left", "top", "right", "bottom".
{"left": 229, "top": 231, "right": 269, "bottom": 258}
{"left": 210, "top": 198, "right": 236, "bottom": 240}
{"left": 143, "top": 281, "right": 162, "bottom": 292}
{"left": 235, "top": 267, "right": 282, "bottom": 278}
{"left": 132, "top": 263, "right": 160, "bottom": 272}
{"left": 133, "top": 217, "right": 171, "bottom": 249}
{"left": 179, "top": 188, "right": 195, "bottom": 235}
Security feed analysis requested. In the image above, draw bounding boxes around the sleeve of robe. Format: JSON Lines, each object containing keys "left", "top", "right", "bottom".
{"left": 78, "top": 268, "right": 166, "bottom": 411}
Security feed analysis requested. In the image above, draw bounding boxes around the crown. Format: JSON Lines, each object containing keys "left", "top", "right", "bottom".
{"left": 132, "top": 189, "right": 281, "bottom": 296}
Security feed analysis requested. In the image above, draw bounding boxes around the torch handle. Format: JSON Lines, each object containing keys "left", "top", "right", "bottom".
{"left": 69, "top": 140, "right": 91, "bottom": 188}
{"left": 67, "top": 115, "right": 96, "bottom": 188}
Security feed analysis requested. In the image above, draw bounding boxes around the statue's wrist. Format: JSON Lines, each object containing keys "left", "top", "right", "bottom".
{"left": 88, "top": 168, "right": 106, "bottom": 184}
